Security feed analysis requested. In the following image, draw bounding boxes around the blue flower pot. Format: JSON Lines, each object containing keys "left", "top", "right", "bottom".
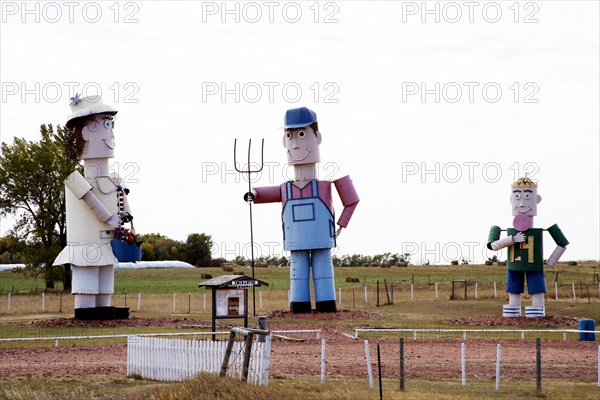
{"left": 110, "top": 240, "right": 142, "bottom": 262}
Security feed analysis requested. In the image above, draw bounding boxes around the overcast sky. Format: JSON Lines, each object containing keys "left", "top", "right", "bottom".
{"left": 1, "top": 1, "right": 598, "bottom": 264}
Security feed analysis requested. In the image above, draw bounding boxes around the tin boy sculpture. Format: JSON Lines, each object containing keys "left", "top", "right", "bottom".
{"left": 53, "top": 94, "right": 134, "bottom": 319}
{"left": 244, "top": 107, "right": 359, "bottom": 313}
{"left": 487, "top": 176, "right": 569, "bottom": 317}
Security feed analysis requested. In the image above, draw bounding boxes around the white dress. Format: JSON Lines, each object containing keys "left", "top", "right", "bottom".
{"left": 54, "top": 172, "right": 130, "bottom": 294}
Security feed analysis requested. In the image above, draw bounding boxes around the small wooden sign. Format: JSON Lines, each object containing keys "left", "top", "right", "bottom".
{"left": 216, "top": 289, "right": 245, "bottom": 317}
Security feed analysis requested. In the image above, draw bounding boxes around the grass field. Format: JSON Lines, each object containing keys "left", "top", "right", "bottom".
{"left": 1, "top": 261, "right": 598, "bottom": 294}
{"left": 1, "top": 262, "right": 598, "bottom": 320}
{"left": 1, "top": 262, "right": 599, "bottom": 399}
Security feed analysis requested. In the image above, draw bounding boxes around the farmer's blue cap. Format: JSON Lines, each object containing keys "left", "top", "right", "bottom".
{"left": 281, "top": 107, "right": 317, "bottom": 129}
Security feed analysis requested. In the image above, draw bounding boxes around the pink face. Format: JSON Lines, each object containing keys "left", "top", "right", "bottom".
{"left": 510, "top": 186, "right": 541, "bottom": 216}
{"left": 282, "top": 125, "right": 322, "bottom": 165}
{"left": 80, "top": 114, "right": 115, "bottom": 159}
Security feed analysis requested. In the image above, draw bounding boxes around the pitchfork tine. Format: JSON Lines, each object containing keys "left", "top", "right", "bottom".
{"left": 234, "top": 138, "right": 264, "bottom": 173}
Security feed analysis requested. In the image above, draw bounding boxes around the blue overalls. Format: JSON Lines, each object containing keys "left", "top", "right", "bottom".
{"left": 282, "top": 180, "right": 337, "bottom": 312}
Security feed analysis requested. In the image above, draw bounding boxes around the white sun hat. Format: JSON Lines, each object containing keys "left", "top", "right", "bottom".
{"left": 66, "top": 94, "right": 118, "bottom": 128}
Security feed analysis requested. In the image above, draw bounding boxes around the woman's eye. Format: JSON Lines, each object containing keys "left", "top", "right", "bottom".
{"left": 103, "top": 120, "right": 113, "bottom": 129}
{"left": 298, "top": 131, "right": 305, "bottom": 138}
{"left": 514, "top": 193, "right": 521, "bottom": 200}
{"left": 524, "top": 193, "right": 531, "bottom": 200}
{"left": 286, "top": 132, "right": 292, "bottom": 139}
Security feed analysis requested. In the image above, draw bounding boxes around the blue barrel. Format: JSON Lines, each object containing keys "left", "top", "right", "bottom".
{"left": 578, "top": 319, "right": 596, "bottom": 341}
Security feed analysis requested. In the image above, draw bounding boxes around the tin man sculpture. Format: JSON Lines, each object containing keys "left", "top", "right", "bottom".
{"left": 245, "top": 107, "right": 359, "bottom": 313}
{"left": 54, "top": 94, "right": 135, "bottom": 319}
{"left": 487, "top": 176, "right": 569, "bottom": 317}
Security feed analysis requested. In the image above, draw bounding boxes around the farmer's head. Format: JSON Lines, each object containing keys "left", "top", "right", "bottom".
{"left": 281, "top": 107, "right": 321, "bottom": 165}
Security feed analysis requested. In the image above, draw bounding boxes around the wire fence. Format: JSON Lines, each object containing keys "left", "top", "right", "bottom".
{"left": 1, "top": 280, "right": 598, "bottom": 315}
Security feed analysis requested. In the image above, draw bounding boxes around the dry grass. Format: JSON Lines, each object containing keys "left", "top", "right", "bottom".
{"left": 0, "top": 373, "right": 170, "bottom": 400}
{"left": 2, "top": 374, "right": 597, "bottom": 400}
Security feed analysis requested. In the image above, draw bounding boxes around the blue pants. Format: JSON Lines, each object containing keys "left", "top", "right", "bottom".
{"left": 290, "top": 249, "right": 335, "bottom": 303}
{"left": 506, "top": 270, "right": 546, "bottom": 294}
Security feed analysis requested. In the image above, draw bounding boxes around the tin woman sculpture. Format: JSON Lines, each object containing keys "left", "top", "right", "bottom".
{"left": 53, "top": 94, "right": 138, "bottom": 319}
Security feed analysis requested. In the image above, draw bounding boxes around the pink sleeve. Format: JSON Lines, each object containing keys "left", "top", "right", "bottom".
{"left": 334, "top": 175, "right": 359, "bottom": 228}
{"left": 254, "top": 185, "right": 283, "bottom": 204}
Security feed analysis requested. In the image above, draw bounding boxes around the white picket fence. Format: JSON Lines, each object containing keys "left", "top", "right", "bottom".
{"left": 127, "top": 334, "right": 272, "bottom": 385}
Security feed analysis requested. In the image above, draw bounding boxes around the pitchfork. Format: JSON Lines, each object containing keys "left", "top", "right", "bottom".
{"left": 234, "top": 138, "right": 264, "bottom": 316}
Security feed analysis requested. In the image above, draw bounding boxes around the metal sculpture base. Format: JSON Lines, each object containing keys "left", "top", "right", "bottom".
{"left": 290, "top": 301, "right": 312, "bottom": 313}
{"left": 74, "top": 306, "right": 129, "bottom": 320}
{"left": 316, "top": 300, "right": 337, "bottom": 313}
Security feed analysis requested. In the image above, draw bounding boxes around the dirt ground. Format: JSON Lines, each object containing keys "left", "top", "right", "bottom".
{"left": 1, "top": 313, "right": 598, "bottom": 382}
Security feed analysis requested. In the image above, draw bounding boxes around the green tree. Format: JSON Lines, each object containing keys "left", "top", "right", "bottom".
{"left": 184, "top": 233, "right": 213, "bottom": 267}
{"left": 398, "top": 253, "right": 412, "bottom": 265}
{"left": 0, "top": 125, "right": 79, "bottom": 289}
{"left": 234, "top": 255, "right": 247, "bottom": 266}
{"left": 277, "top": 256, "right": 289, "bottom": 266}
{"left": 0, "top": 233, "right": 26, "bottom": 263}
{"left": 138, "top": 233, "right": 185, "bottom": 261}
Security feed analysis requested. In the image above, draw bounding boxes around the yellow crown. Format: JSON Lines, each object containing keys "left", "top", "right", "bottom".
{"left": 512, "top": 175, "right": 538, "bottom": 187}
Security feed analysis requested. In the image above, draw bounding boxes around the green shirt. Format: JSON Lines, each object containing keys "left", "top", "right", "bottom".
{"left": 487, "top": 224, "right": 569, "bottom": 272}
{"left": 506, "top": 228, "right": 544, "bottom": 271}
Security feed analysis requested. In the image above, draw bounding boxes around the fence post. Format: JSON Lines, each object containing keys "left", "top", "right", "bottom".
{"left": 377, "top": 340, "right": 382, "bottom": 400}
{"left": 474, "top": 283, "right": 478, "bottom": 299}
{"left": 321, "top": 338, "right": 326, "bottom": 384}
{"left": 399, "top": 337, "right": 405, "bottom": 391}
{"left": 7, "top": 293, "right": 11, "bottom": 311}
{"left": 435, "top": 282, "right": 438, "bottom": 300}
{"left": 494, "top": 281, "right": 497, "bottom": 298}
{"left": 364, "top": 285, "right": 368, "bottom": 304}
{"left": 173, "top": 293, "right": 176, "bottom": 312}
{"left": 241, "top": 332, "right": 254, "bottom": 382}
{"left": 572, "top": 283, "right": 577, "bottom": 300}
{"left": 365, "top": 340, "right": 374, "bottom": 388}
{"left": 536, "top": 338, "right": 542, "bottom": 392}
{"left": 353, "top": 288, "right": 356, "bottom": 308}
{"left": 376, "top": 281, "right": 380, "bottom": 307}
{"left": 220, "top": 331, "right": 236, "bottom": 377}
{"left": 137, "top": 292, "right": 141, "bottom": 311}
{"left": 384, "top": 279, "right": 390, "bottom": 304}
{"left": 338, "top": 287, "right": 342, "bottom": 305}
{"left": 59, "top": 291, "right": 63, "bottom": 313}
{"left": 259, "top": 290, "right": 263, "bottom": 309}
{"left": 554, "top": 282, "right": 558, "bottom": 301}
{"left": 495, "top": 343, "right": 501, "bottom": 390}
{"left": 410, "top": 283, "right": 414, "bottom": 301}
{"left": 203, "top": 293, "right": 206, "bottom": 311}
{"left": 41, "top": 292, "right": 45, "bottom": 312}
{"left": 586, "top": 285, "right": 591, "bottom": 303}
{"left": 461, "top": 342, "right": 466, "bottom": 386}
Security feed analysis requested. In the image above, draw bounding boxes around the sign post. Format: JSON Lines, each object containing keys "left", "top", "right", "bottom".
{"left": 199, "top": 275, "right": 269, "bottom": 340}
